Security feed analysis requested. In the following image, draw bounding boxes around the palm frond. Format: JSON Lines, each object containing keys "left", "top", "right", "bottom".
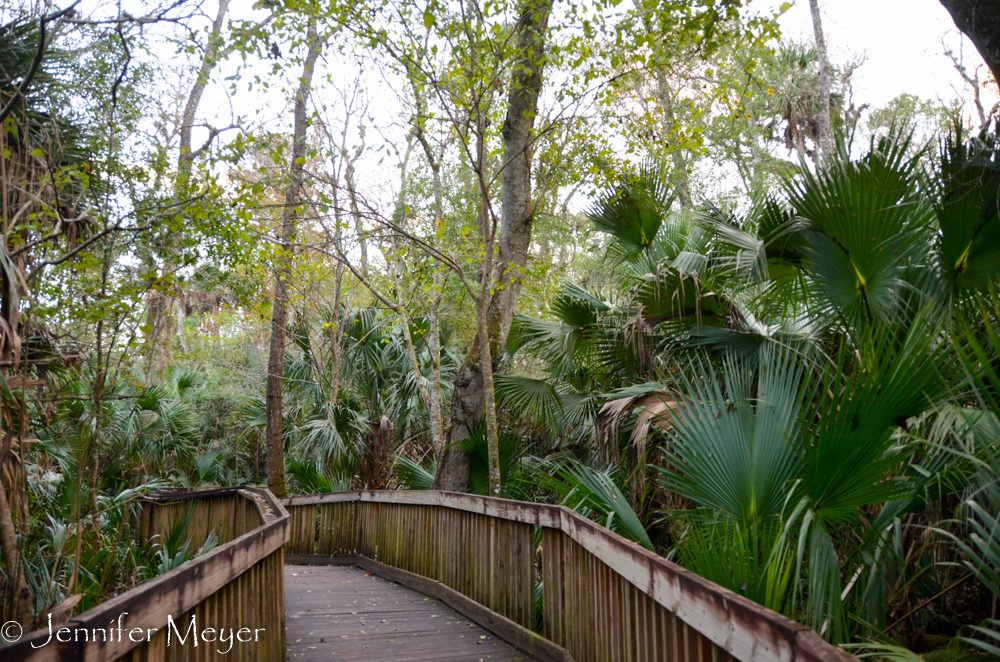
{"left": 934, "top": 124, "right": 1000, "bottom": 298}
{"left": 595, "top": 383, "right": 677, "bottom": 465}
{"left": 678, "top": 515, "right": 793, "bottom": 614}
{"left": 587, "top": 163, "right": 674, "bottom": 263}
{"left": 535, "top": 455, "right": 653, "bottom": 550}
{"left": 790, "top": 130, "right": 933, "bottom": 329}
{"left": 656, "top": 344, "right": 804, "bottom": 527}
{"left": 395, "top": 456, "right": 436, "bottom": 490}
{"left": 494, "top": 374, "right": 565, "bottom": 434}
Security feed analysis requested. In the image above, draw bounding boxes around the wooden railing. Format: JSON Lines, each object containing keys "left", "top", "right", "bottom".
{"left": 282, "top": 490, "right": 856, "bottom": 662}
{"left": 1, "top": 487, "right": 288, "bottom": 662}
{"left": 138, "top": 487, "right": 270, "bottom": 550}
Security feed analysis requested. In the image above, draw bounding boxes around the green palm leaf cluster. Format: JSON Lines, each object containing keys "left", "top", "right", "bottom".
{"left": 507, "top": 127, "right": 1000, "bottom": 646}
{"left": 234, "top": 307, "right": 459, "bottom": 492}
{"left": 933, "top": 291, "right": 1000, "bottom": 658}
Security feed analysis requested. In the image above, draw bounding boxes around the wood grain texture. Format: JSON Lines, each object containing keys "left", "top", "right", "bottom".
{"left": 0, "top": 488, "right": 289, "bottom": 662}
{"left": 348, "top": 555, "right": 573, "bottom": 662}
{"left": 282, "top": 492, "right": 856, "bottom": 662}
{"left": 285, "top": 564, "right": 534, "bottom": 662}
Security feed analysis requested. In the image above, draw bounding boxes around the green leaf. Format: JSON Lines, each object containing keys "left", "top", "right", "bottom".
{"left": 656, "top": 344, "right": 804, "bottom": 526}
{"left": 537, "top": 456, "right": 653, "bottom": 550}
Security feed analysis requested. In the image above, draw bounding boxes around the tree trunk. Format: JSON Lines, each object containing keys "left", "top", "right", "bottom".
{"left": 147, "top": 0, "right": 231, "bottom": 379}
{"left": 808, "top": 0, "right": 834, "bottom": 164}
{"left": 389, "top": 146, "right": 446, "bottom": 457}
{"left": 476, "top": 270, "right": 502, "bottom": 495}
{"left": 939, "top": 0, "right": 1000, "bottom": 87}
{"left": 427, "top": 268, "right": 444, "bottom": 457}
{"left": 638, "top": 2, "right": 692, "bottom": 208}
{"left": 0, "top": 257, "right": 26, "bottom": 625}
{"left": 656, "top": 74, "right": 692, "bottom": 209}
{"left": 0, "top": 477, "right": 29, "bottom": 626}
{"left": 328, "top": 262, "right": 345, "bottom": 405}
{"left": 265, "top": 21, "right": 321, "bottom": 498}
{"left": 327, "top": 153, "right": 347, "bottom": 405}
{"left": 490, "top": 0, "right": 553, "bottom": 346}
{"left": 411, "top": 77, "right": 448, "bottom": 460}
{"left": 434, "top": 0, "right": 553, "bottom": 491}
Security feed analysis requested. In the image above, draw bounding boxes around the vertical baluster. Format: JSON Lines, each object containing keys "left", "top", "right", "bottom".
{"left": 545, "top": 527, "right": 556, "bottom": 642}
{"left": 326, "top": 503, "right": 334, "bottom": 553}
{"left": 636, "top": 585, "right": 647, "bottom": 662}
{"left": 396, "top": 504, "right": 404, "bottom": 569}
{"left": 567, "top": 537, "right": 578, "bottom": 660}
{"left": 423, "top": 504, "right": 431, "bottom": 578}
{"left": 319, "top": 503, "right": 329, "bottom": 554}
{"left": 598, "top": 553, "right": 608, "bottom": 662}
{"left": 598, "top": 556, "right": 607, "bottom": 662}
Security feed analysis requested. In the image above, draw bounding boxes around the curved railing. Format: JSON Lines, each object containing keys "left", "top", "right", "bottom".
{"left": 1, "top": 487, "right": 288, "bottom": 662}
{"left": 282, "top": 490, "right": 856, "bottom": 662}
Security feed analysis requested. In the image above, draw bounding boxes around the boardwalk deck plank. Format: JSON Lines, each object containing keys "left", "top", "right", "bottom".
{"left": 285, "top": 565, "right": 534, "bottom": 661}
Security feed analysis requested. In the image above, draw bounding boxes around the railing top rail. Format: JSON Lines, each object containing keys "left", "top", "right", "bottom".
{"left": 284, "top": 489, "right": 565, "bottom": 525}
{"left": 248, "top": 485, "right": 291, "bottom": 520}
{"left": 2, "top": 487, "right": 289, "bottom": 662}
{"left": 281, "top": 490, "right": 854, "bottom": 662}
{"left": 142, "top": 486, "right": 289, "bottom": 524}
{"left": 142, "top": 485, "right": 260, "bottom": 502}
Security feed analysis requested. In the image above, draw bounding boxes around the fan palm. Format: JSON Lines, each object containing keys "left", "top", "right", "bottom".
{"left": 531, "top": 455, "right": 653, "bottom": 549}
{"left": 655, "top": 312, "right": 960, "bottom": 641}
{"left": 932, "top": 126, "right": 1000, "bottom": 301}
{"left": 939, "top": 290, "right": 1000, "bottom": 656}
{"left": 250, "top": 307, "right": 459, "bottom": 493}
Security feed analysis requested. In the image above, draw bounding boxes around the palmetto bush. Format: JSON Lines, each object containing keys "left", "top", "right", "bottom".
{"left": 14, "top": 364, "right": 215, "bottom": 620}
{"left": 505, "top": 127, "right": 1000, "bottom": 646}
{"left": 230, "top": 307, "right": 460, "bottom": 492}
{"left": 38, "top": 367, "right": 204, "bottom": 487}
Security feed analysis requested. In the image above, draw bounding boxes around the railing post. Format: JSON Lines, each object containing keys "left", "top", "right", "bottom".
{"left": 278, "top": 491, "right": 857, "bottom": 662}
{"left": 0, "top": 487, "right": 290, "bottom": 662}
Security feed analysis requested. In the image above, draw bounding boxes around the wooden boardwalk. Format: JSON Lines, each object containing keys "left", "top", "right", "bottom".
{"left": 285, "top": 565, "right": 534, "bottom": 661}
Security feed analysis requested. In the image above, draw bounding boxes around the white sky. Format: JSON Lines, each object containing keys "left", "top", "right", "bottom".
{"left": 76, "top": 0, "right": 996, "bottom": 211}
{"left": 71, "top": 0, "right": 996, "bottom": 137}
{"left": 183, "top": 0, "right": 997, "bottom": 150}
{"left": 197, "top": 0, "right": 997, "bottom": 136}
{"left": 771, "top": 0, "right": 995, "bottom": 113}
